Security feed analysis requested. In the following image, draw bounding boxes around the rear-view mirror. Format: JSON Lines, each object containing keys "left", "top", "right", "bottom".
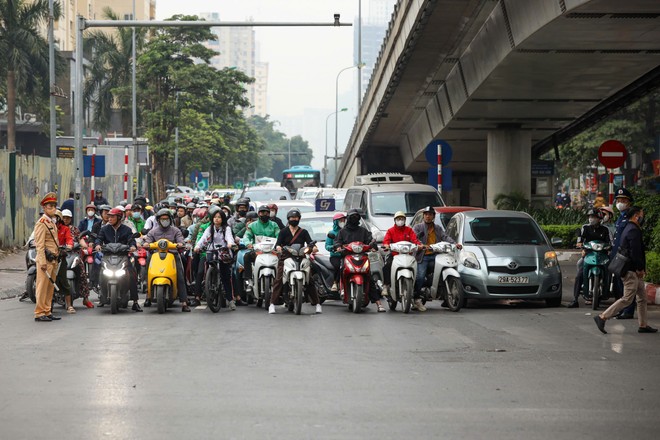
{"left": 551, "top": 237, "right": 563, "bottom": 246}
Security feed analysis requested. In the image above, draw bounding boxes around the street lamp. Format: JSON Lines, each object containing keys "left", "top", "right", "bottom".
{"left": 325, "top": 108, "right": 347, "bottom": 186}
{"left": 334, "top": 64, "right": 365, "bottom": 178}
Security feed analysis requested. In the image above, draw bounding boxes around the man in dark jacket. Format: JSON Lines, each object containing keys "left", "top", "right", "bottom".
{"left": 594, "top": 206, "right": 656, "bottom": 334}
{"left": 94, "top": 208, "right": 142, "bottom": 312}
{"left": 412, "top": 207, "right": 460, "bottom": 308}
{"left": 61, "top": 192, "right": 75, "bottom": 220}
{"left": 333, "top": 209, "right": 386, "bottom": 312}
{"left": 611, "top": 187, "right": 635, "bottom": 318}
{"left": 93, "top": 189, "right": 109, "bottom": 208}
{"left": 567, "top": 209, "right": 611, "bottom": 308}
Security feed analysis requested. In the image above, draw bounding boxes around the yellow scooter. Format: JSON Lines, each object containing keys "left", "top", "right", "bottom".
{"left": 146, "top": 239, "right": 180, "bottom": 314}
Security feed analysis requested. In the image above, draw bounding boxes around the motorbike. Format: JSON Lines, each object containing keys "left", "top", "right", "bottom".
{"left": 58, "top": 243, "right": 83, "bottom": 306}
{"left": 419, "top": 242, "right": 464, "bottom": 312}
{"left": 232, "top": 242, "right": 252, "bottom": 304}
{"left": 99, "top": 241, "right": 133, "bottom": 314}
{"left": 205, "top": 244, "right": 233, "bottom": 313}
{"left": 340, "top": 241, "right": 375, "bottom": 313}
{"left": 582, "top": 240, "right": 612, "bottom": 310}
{"left": 310, "top": 253, "right": 340, "bottom": 304}
{"left": 282, "top": 242, "right": 315, "bottom": 315}
{"left": 250, "top": 237, "right": 278, "bottom": 310}
{"left": 384, "top": 241, "right": 418, "bottom": 313}
{"left": 146, "top": 239, "right": 181, "bottom": 314}
{"left": 24, "top": 238, "right": 37, "bottom": 303}
{"left": 135, "top": 247, "right": 148, "bottom": 294}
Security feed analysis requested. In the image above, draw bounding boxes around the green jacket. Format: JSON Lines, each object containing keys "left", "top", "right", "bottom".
{"left": 193, "top": 221, "right": 211, "bottom": 257}
{"left": 233, "top": 220, "right": 247, "bottom": 239}
{"left": 244, "top": 219, "right": 279, "bottom": 245}
{"left": 129, "top": 216, "right": 145, "bottom": 234}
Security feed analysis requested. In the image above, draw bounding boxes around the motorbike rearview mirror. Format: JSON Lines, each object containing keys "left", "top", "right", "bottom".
{"left": 79, "top": 230, "right": 89, "bottom": 238}
{"left": 182, "top": 229, "right": 190, "bottom": 238}
{"left": 141, "top": 228, "right": 150, "bottom": 235}
{"left": 327, "top": 232, "right": 336, "bottom": 240}
{"left": 132, "top": 232, "right": 141, "bottom": 238}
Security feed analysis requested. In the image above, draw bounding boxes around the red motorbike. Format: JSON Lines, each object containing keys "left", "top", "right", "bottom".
{"left": 135, "top": 247, "right": 148, "bottom": 294}
{"left": 340, "top": 241, "right": 374, "bottom": 313}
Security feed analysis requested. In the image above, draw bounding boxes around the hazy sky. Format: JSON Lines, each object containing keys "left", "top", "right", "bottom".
{"left": 156, "top": 0, "right": 387, "bottom": 171}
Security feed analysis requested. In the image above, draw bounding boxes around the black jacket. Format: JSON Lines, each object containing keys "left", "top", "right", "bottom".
{"left": 334, "top": 224, "right": 373, "bottom": 250}
{"left": 96, "top": 224, "right": 137, "bottom": 248}
{"left": 577, "top": 224, "right": 610, "bottom": 245}
{"left": 619, "top": 222, "right": 645, "bottom": 272}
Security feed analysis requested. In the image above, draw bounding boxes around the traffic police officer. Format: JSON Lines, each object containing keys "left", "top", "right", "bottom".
{"left": 33, "top": 192, "right": 61, "bottom": 322}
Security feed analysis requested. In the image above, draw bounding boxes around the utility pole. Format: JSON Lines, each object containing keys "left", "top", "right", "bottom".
{"left": 48, "top": 0, "right": 57, "bottom": 191}
{"left": 132, "top": 0, "right": 138, "bottom": 199}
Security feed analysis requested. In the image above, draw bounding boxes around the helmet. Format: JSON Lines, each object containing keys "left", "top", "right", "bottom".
{"left": 257, "top": 205, "right": 270, "bottom": 214}
{"left": 600, "top": 206, "right": 614, "bottom": 217}
{"left": 108, "top": 208, "right": 123, "bottom": 217}
{"left": 85, "top": 203, "right": 96, "bottom": 211}
{"left": 195, "top": 208, "right": 207, "bottom": 219}
{"left": 394, "top": 211, "right": 406, "bottom": 219}
{"left": 119, "top": 200, "right": 128, "bottom": 207}
{"left": 586, "top": 208, "right": 603, "bottom": 219}
{"left": 54, "top": 209, "right": 63, "bottom": 219}
{"left": 186, "top": 202, "right": 196, "bottom": 209}
{"left": 246, "top": 212, "right": 258, "bottom": 221}
{"left": 125, "top": 204, "right": 133, "bottom": 210}
{"left": 191, "top": 197, "right": 199, "bottom": 204}
{"left": 286, "top": 209, "right": 301, "bottom": 219}
{"left": 156, "top": 208, "right": 172, "bottom": 219}
{"left": 235, "top": 198, "right": 249, "bottom": 208}
{"left": 114, "top": 205, "right": 126, "bottom": 212}
{"left": 267, "top": 203, "right": 278, "bottom": 212}
{"left": 210, "top": 198, "right": 220, "bottom": 206}
{"left": 333, "top": 212, "right": 347, "bottom": 221}
{"left": 177, "top": 203, "right": 186, "bottom": 210}
{"left": 207, "top": 205, "right": 221, "bottom": 219}
{"left": 614, "top": 187, "right": 633, "bottom": 202}
{"left": 221, "top": 205, "right": 232, "bottom": 213}
{"left": 421, "top": 206, "right": 435, "bottom": 215}
{"left": 168, "top": 201, "right": 177, "bottom": 208}
{"left": 99, "top": 204, "right": 112, "bottom": 212}
{"left": 145, "top": 205, "right": 153, "bottom": 212}
{"left": 61, "top": 209, "right": 73, "bottom": 218}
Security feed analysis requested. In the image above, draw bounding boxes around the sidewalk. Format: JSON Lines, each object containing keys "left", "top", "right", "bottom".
{"left": 0, "top": 248, "right": 27, "bottom": 300}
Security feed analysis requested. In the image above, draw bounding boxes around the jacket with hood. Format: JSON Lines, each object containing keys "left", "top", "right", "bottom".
{"left": 334, "top": 210, "right": 373, "bottom": 249}
{"left": 325, "top": 219, "right": 342, "bottom": 258}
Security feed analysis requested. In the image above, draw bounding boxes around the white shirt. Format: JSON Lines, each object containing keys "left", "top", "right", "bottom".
{"left": 195, "top": 225, "right": 235, "bottom": 252}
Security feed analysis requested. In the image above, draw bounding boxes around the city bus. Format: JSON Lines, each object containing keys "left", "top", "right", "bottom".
{"left": 281, "top": 165, "right": 321, "bottom": 196}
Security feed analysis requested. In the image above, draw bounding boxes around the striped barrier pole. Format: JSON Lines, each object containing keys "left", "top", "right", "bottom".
{"left": 608, "top": 170, "right": 614, "bottom": 206}
{"left": 437, "top": 143, "right": 442, "bottom": 193}
{"left": 124, "top": 145, "right": 129, "bottom": 201}
{"left": 90, "top": 145, "right": 96, "bottom": 202}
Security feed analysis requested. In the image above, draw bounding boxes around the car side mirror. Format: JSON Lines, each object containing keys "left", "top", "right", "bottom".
{"left": 551, "top": 237, "right": 563, "bottom": 246}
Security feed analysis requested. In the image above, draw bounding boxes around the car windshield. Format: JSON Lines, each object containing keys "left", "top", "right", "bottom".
{"left": 299, "top": 218, "right": 334, "bottom": 242}
{"left": 371, "top": 192, "right": 442, "bottom": 216}
{"left": 464, "top": 217, "right": 545, "bottom": 245}
{"left": 243, "top": 188, "right": 291, "bottom": 201}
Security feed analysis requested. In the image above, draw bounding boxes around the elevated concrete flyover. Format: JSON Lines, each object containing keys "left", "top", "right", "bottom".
{"left": 336, "top": 0, "right": 660, "bottom": 208}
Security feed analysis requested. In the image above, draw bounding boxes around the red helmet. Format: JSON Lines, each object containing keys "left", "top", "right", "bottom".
{"left": 333, "top": 212, "right": 347, "bottom": 221}
{"left": 267, "top": 203, "right": 278, "bottom": 212}
{"left": 85, "top": 203, "right": 96, "bottom": 211}
{"left": 108, "top": 208, "right": 123, "bottom": 217}
{"left": 196, "top": 208, "right": 208, "bottom": 219}
{"left": 125, "top": 204, "right": 133, "bottom": 210}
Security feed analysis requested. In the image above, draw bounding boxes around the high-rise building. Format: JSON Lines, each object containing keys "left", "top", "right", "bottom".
{"left": 199, "top": 12, "right": 268, "bottom": 117}
{"left": 93, "top": 0, "right": 155, "bottom": 22}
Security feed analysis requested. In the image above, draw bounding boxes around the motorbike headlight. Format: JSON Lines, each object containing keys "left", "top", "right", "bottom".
{"left": 351, "top": 244, "right": 364, "bottom": 253}
{"left": 544, "top": 251, "right": 558, "bottom": 268}
{"left": 115, "top": 269, "right": 126, "bottom": 277}
{"left": 591, "top": 243, "right": 604, "bottom": 251}
{"left": 459, "top": 250, "right": 480, "bottom": 270}
{"left": 103, "top": 269, "right": 114, "bottom": 277}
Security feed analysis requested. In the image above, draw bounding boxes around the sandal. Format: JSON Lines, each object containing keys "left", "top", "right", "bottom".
{"left": 67, "top": 306, "right": 76, "bottom": 314}
{"left": 377, "top": 305, "right": 386, "bottom": 313}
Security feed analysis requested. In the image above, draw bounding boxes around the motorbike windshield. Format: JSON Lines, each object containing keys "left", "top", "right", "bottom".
{"left": 371, "top": 192, "right": 442, "bottom": 216}
{"left": 465, "top": 217, "right": 545, "bottom": 245}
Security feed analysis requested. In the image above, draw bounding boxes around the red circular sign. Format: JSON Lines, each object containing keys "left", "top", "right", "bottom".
{"left": 598, "top": 140, "right": 627, "bottom": 169}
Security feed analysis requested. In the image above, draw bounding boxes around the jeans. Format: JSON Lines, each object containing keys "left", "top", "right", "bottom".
{"left": 415, "top": 255, "right": 436, "bottom": 295}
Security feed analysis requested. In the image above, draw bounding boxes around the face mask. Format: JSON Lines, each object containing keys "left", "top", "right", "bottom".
{"left": 348, "top": 216, "right": 360, "bottom": 226}
{"left": 270, "top": 211, "right": 276, "bottom": 217}
{"left": 87, "top": 210, "right": 95, "bottom": 217}
{"left": 588, "top": 218, "right": 599, "bottom": 226}
{"left": 159, "top": 219, "right": 171, "bottom": 228}
{"left": 289, "top": 220, "right": 299, "bottom": 227}
{"left": 259, "top": 215, "right": 270, "bottom": 223}
{"left": 616, "top": 202, "right": 628, "bottom": 212}
{"left": 395, "top": 219, "right": 405, "bottom": 227}
{"left": 238, "top": 210, "right": 247, "bottom": 218}
{"left": 338, "top": 221, "right": 346, "bottom": 229}
{"left": 132, "top": 212, "right": 141, "bottom": 219}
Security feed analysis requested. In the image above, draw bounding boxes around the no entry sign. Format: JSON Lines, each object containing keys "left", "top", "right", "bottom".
{"left": 598, "top": 140, "right": 627, "bottom": 169}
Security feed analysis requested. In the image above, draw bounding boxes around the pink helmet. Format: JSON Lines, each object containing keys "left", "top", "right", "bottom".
{"left": 600, "top": 206, "right": 614, "bottom": 217}
{"left": 333, "top": 212, "right": 347, "bottom": 221}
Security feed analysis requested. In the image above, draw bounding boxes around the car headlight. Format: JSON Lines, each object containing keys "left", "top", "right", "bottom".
{"left": 544, "top": 251, "right": 558, "bottom": 268}
{"left": 459, "top": 250, "right": 480, "bottom": 270}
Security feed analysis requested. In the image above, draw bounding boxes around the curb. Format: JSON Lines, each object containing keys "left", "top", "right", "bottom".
{"left": 0, "top": 286, "right": 25, "bottom": 301}
{"left": 645, "top": 283, "right": 660, "bottom": 305}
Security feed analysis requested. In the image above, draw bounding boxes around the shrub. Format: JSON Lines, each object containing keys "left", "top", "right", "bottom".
{"left": 494, "top": 191, "right": 529, "bottom": 211}
{"left": 541, "top": 225, "right": 581, "bottom": 248}
{"left": 645, "top": 252, "right": 660, "bottom": 285}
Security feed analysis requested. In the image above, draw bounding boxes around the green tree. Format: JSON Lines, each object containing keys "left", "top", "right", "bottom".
{"left": 84, "top": 7, "right": 147, "bottom": 135}
{"left": 0, "top": 0, "right": 60, "bottom": 151}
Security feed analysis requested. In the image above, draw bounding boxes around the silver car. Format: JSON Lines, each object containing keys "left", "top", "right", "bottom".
{"left": 444, "top": 210, "right": 562, "bottom": 306}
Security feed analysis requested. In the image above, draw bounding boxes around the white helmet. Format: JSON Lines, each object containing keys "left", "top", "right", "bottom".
{"left": 61, "top": 209, "right": 73, "bottom": 218}
{"left": 114, "top": 205, "right": 126, "bottom": 212}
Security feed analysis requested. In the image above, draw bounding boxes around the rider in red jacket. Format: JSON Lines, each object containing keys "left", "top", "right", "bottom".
{"left": 382, "top": 211, "right": 423, "bottom": 297}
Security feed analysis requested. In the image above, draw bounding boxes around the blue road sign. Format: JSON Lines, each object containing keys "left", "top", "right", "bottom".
{"left": 425, "top": 140, "right": 453, "bottom": 165}
{"left": 427, "top": 166, "right": 452, "bottom": 192}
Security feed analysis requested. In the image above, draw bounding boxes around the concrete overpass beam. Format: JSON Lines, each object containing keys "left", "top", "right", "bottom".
{"left": 486, "top": 126, "right": 531, "bottom": 209}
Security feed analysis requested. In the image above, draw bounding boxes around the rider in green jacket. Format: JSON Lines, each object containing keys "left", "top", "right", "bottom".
{"left": 242, "top": 205, "right": 280, "bottom": 288}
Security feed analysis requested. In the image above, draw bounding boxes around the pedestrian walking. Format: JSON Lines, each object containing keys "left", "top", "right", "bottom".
{"left": 594, "top": 206, "right": 657, "bottom": 334}
{"left": 33, "top": 192, "right": 61, "bottom": 322}
{"left": 61, "top": 191, "right": 75, "bottom": 219}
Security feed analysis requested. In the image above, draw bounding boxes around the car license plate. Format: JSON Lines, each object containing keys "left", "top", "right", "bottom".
{"left": 498, "top": 276, "right": 529, "bottom": 284}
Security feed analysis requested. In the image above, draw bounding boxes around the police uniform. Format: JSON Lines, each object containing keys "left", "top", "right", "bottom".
{"left": 34, "top": 192, "right": 60, "bottom": 320}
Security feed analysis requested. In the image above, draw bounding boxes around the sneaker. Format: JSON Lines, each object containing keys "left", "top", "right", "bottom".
{"left": 132, "top": 302, "right": 143, "bottom": 312}
{"left": 229, "top": 300, "right": 236, "bottom": 311}
{"left": 315, "top": 304, "right": 322, "bottom": 314}
{"left": 330, "top": 282, "right": 338, "bottom": 292}
{"left": 245, "top": 280, "right": 254, "bottom": 292}
{"left": 414, "top": 299, "right": 427, "bottom": 312}
{"left": 143, "top": 299, "right": 152, "bottom": 307}
{"left": 268, "top": 304, "right": 276, "bottom": 314}
{"left": 83, "top": 299, "right": 95, "bottom": 308}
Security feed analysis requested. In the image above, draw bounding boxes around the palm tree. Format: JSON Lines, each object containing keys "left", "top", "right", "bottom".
{"left": 0, "top": 0, "right": 59, "bottom": 152}
{"left": 84, "top": 7, "right": 146, "bottom": 136}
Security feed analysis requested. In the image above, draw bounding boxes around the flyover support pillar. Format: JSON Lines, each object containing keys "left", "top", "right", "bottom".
{"left": 486, "top": 126, "right": 531, "bottom": 209}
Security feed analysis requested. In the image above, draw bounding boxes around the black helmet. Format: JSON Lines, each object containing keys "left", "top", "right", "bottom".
{"left": 257, "top": 205, "right": 270, "bottom": 214}
{"left": 186, "top": 202, "right": 196, "bottom": 209}
{"left": 207, "top": 205, "right": 221, "bottom": 219}
{"left": 421, "top": 206, "right": 436, "bottom": 215}
{"left": 236, "top": 198, "right": 249, "bottom": 208}
{"left": 177, "top": 203, "right": 186, "bottom": 210}
{"left": 246, "top": 212, "right": 258, "bottom": 221}
{"left": 586, "top": 208, "right": 603, "bottom": 219}
{"left": 286, "top": 209, "right": 301, "bottom": 219}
